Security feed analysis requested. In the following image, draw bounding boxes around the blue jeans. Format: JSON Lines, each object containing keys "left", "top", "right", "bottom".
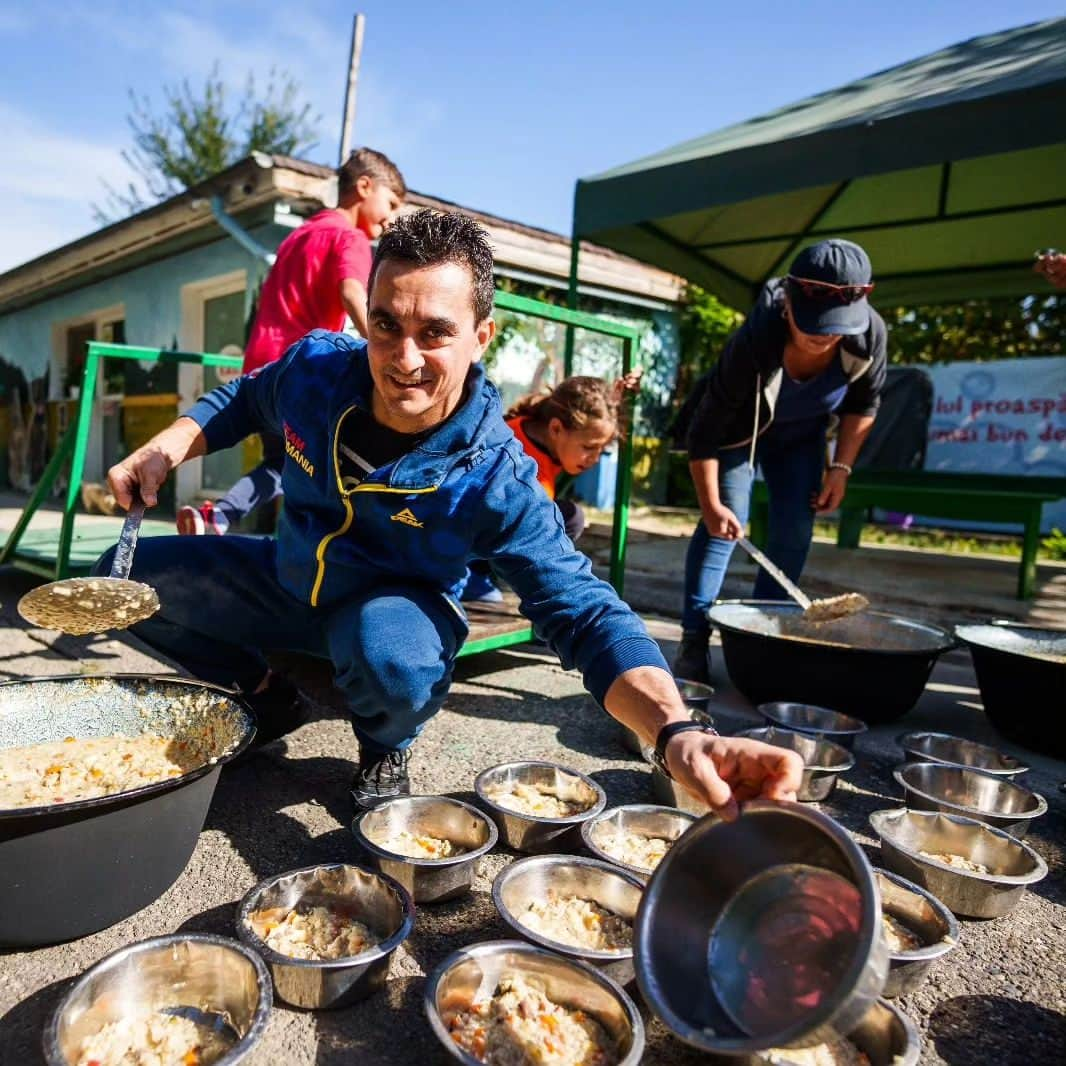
{"left": 681, "top": 427, "right": 827, "bottom": 634}
{"left": 92, "top": 535, "right": 466, "bottom": 754}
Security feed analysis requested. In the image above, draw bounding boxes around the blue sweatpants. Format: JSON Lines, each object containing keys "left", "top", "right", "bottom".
{"left": 92, "top": 535, "right": 466, "bottom": 755}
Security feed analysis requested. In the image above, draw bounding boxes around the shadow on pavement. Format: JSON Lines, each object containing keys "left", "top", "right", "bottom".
{"left": 0, "top": 974, "right": 69, "bottom": 1066}
{"left": 930, "top": 994, "right": 1066, "bottom": 1064}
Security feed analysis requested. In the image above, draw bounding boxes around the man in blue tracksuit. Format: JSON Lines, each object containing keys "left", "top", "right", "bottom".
{"left": 98, "top": 209, "right": 801, "bottom": 814}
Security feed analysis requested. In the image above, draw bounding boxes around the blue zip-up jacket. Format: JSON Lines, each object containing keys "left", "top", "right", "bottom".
{"left": 184, "top": 330, "right": 668, "bottom": 704}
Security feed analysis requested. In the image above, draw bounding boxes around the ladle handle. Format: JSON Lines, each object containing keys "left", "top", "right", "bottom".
{"left": 735, "top": 536, "right": 812, "bottom": 610}
{"left": 109, "top": 499, "right": 146, "bottom": 581}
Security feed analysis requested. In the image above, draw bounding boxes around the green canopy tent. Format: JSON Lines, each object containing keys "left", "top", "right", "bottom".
{"left": 569, "top": 17, "right": 1066, "bottom": 309}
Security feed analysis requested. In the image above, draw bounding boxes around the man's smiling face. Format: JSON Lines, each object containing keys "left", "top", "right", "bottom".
{"left": 366, "top": 260, "right": 495, "bottom": 434}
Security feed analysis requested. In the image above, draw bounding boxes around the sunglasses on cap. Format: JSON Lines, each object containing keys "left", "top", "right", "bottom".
{"left": 787, "top": 275, "right": 875, "bottom": 305}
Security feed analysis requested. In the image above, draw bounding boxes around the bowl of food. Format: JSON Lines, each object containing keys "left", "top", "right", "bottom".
{"left": 896, "top": 731, "right": 1027, "bottom": 778}
{"left": 425, "top": 940, "right": 644, "bottom": 1065}
{"left": 235, "top": 863, "right": 414, "bottom": 1009}
{"left": 636, "top": 802, "right": 888, "bottom": 1055}
{"left": 734, "top": 727, "right": 855, "bottom": 802}
{"left": 352, "top": 795, "right": 498, "bottom": 903}
{"left": 474, "top": 761, "right": 606, "bottom": 852}
{"left": 619, "top": 678, "right": 715, "bottom": 755}
{"left": 753, "top": 998, "right": 921, "bottom": 1066}
{"left": 758, "top": 702, "right": 868, "bottom": 750}
{"left": 641, "top": 746, "right": 714, "bottom": 816}
{"left": 873, "top": 868, "right": 958, "bottom": 998}
{"left": 869, "top": 808, "right": 1048, "bottom": 919}
{"left": 492, "top": 855, "right": 643, "bottom": 985}
{"left": 580, "top": 804, "right": 697, "bottom": 879}
{"left": 893, "top": 762, "right": 1047, "bottom": 838}
{"left": 45, "top": 933, "right": 271, "bottom": 1066}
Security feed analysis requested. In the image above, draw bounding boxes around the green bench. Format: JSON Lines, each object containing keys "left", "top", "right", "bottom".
{"left": 750, "top": 471, "right": 1066, "bottom": 600}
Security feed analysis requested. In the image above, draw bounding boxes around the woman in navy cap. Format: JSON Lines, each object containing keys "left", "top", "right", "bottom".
{"left": 673, "top": 239, "right": 886, "bottom": 683}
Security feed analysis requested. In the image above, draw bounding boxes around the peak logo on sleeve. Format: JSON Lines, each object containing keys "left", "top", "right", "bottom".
{"left": 390, "top": 508, "right": 424, "bottom": 528}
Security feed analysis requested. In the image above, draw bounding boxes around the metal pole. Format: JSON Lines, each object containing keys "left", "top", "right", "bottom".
{"left": 609, "top": 337, "right": 636, "bottom": 595}
{"left": 339, "top": 13, "right": 366, "bottom": 166}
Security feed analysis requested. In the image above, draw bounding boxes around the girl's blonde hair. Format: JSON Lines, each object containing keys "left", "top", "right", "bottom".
{"left": 506, "top": 376, "right": 625, "bottom": 438}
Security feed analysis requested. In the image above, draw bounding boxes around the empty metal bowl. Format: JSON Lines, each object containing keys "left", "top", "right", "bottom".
{"left": 492, "top": 855, "right": 644, "bottom": 985}
{"left": 752, "top": 997, "right": 921, "bottom": 1066}
{"left": 425, "top": 939, "right": 644, "bottom": 1065}
{"left": 581, "top": 804, "right": 697, "bottom": 878}
{"left": 619, "top": 678, "right": 715, "bottom": 754}
{"left": 759, "top": 702, "right": 868, "bottom": 750}
{"left": 352, "top": 795, "right": 498, "bottom": 903}
{"left": 44, "top": 933, "right": 271, "bottom": 1066}
{"left": 735, "top": 727, "right": 855, "bottom": 802}
{"left": 641, "top": 745, "right": 715, "bottom": 816}
{"left": 636, "top": 802, "right": 888, "bottom": 1056}
{"left": 474, "top": 761, "right": 606, "bottom": 852}
{"left": 893, "top": 762, "right": 1047, "bottom": 838}
{"left": 236, "top": 863, "right": 414, "bottom": 1009}
{"left": 897, "top": 731, "right": 1028, "bottom": 778}
{"left": 870, "top": 808, "right": 1048, "bottom": 919}
{"left": 873, "top": 868, "right": 959, "bottom": 998}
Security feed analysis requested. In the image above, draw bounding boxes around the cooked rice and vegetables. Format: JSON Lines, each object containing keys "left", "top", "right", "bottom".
{"left": 881, "top": 913, "right": 923, "bottom": 953}
{"left": 919, "top": 850, "right": 990, "bottom": 875}
{"left": 763, "top": 1037, "right": 871, "bottom": 1066}
{"left": 376, "top": 829, "right": 465, "bottom": 859}
{"left": 802, "top": 593, "right": 870, "bottom": 623}
{"left": 74, "top": 1011, "right": 233, "bottom": 1066}
{"left": 19, "top": 576, "right": 160, "bottom": 636}
{"left": 484, "top": 780, "right": 593, "bottom": 818}
{"left": 249, "top": 904, "right": 379, "bottom": 960}
{"left": 517, "top": 893, "right": 632, "bottom": 952}
{"left": 595, "top": 829, "right": 672, "bottom": 872}
{"left": 444, "top": 972, "right": 619, "bottom": 1066}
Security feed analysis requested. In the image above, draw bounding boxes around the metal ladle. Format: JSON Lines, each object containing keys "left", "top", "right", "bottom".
{"left": 17, "top": 499, "right": 160, "bottom": 635}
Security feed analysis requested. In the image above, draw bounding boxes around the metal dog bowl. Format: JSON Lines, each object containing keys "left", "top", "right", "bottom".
{"left": 581, "top": 804, "right": 697, "bottom": 878}
{"left": 474, "top": 761, "right": 606, "bottom": 852}
{"left": 425, "top": 940, "right": 644, "bottom": 1065}
{"left": 641, "top": 746, "right": 715, "bottom": 816}
{"left": 619, "top": 678, "right": 715, "bottom": 754}
{"left": 893, "top": 762, "right": 1047, "bottom": 838}
{"left": 352, "top": 795, "right": 497, "bottom": 903}
{"left": 236, "top": 863, "right": 414, "bottom": 1009}
{"left": 636, "top": 803, "right": 888, "bottom": 1055}
{"left": 873, "top": 868, "right": 959, "bottom": 998}
{"left": 897, "top": 731, "right": 1028, "bottom": 778}
{"left": 870, "top": 808, "right": 1048, "bottom": 919}
{"left": 758, "top": 702, "right": 868, "bottom": 750}
{"left": 45, "top": 933, "right": 271, "bottom": 1066}
{"left": 735, "top": 727, "right": 855, "bottom": 802}
{"left": 492, "top": 855, "right": 643, "bottom": 985}
{"left": 752, "top": 998, "right": 921, "bottom": 1066}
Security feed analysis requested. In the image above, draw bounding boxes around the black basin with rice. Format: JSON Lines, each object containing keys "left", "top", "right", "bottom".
{"left": 0, "top": 674, "right": 254, "bottom": 947}
{"left": 708, "top": 602, "right": 955, "bottom": 724}
{"left": 955, "top": 622, "right": 1066, "bottom": 758}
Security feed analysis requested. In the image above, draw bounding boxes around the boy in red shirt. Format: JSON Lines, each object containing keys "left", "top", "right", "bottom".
{"left": 178, "top": 147, "right": 406, "bottom": 534}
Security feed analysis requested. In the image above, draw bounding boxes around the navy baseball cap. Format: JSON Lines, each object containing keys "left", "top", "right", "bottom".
{"left": 787, "top": 239, "right": 873, "bottom": 336}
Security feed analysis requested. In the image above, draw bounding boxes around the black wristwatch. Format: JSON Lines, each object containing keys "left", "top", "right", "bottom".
{"left": 649, "top": 720, "right": 719, "bottom": 779}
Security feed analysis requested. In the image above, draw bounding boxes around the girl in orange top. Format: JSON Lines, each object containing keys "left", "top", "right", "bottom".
{"left": 463, "top": 373, "right": 640, "bottom": 601}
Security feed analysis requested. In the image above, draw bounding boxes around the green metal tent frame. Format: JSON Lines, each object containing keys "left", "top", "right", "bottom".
{"left": 1, "top": 291, "right": 640, "bottom": 659}
{"left": 566, "top": 17, "right": 1066, "bottom": 311}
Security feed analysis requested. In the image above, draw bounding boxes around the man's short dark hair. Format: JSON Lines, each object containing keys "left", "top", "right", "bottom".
{"left": 337, "top": 147, "right": 407, "bottom": 203}
{"left": 369, "top": 209, "right": 496, "bottom": 323}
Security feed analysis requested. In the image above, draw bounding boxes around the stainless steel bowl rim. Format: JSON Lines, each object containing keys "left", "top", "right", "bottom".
{"left": 474, "top": 760, "right": 608, "bottom": 824}
{"left": 352, "top": 795, "right": 499, "bottom": 866}
{"left": 892, "top": 762, "right": 1048, "bottom": 822}
{"left": 43, "top": 932, "right": 272, "bottom": 1066}
{"left": 492, "top": 854, "right": 644, "bottom": 961}
{"left": 734, "top": 727, "right": 856, "bottom": 773}
{"left": 869, "top": 808, "right": 1049, "bottom": 885}
{"left": 757, "top": 700, "right": 869, "bottom": 737}
{"left": 895, "top": 731, "right": 1028, "bottom": 775}
{"left": 580, "top": 804, "right": 698, "bottom": 874}
{"left": 236, "top": 862, "right": 415, "bottom": 968}
{"left": 871, "top": 997, "right": 922, "bottom": 1065}
{"left": 872, "top": 867, "right": 960, "bottom": 963}
{"left": 0, "top": 673, "right": 256, "bottom": 820}
{"left": 423, "top": 939, "right": 645, "bottom": 1066}
{"left": 956, "top": 620, "right": 1066, "bottom": 656}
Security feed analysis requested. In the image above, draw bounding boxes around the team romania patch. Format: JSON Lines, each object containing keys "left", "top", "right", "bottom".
{"left": 390, "top": 508, "right": 424, "bottom": 528}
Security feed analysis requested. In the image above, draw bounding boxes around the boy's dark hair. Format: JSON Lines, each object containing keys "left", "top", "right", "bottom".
{"left": 337, "top": 147, "right": 407, "bottom": 203}
{"left": 369, "top": 209, "right": 496, "bottom": 323}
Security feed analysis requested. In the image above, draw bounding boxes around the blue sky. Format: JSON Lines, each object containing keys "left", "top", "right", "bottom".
{"left": 0, "top": 0, "right": 1062, "bottom": 272}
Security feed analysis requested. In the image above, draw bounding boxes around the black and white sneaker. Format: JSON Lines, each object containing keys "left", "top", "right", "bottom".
{"left": 350, "top": 749, "right": 411, "bottom": 811}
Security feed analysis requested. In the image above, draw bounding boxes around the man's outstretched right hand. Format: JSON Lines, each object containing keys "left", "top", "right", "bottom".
{"left": 106, "top": 416, "right": 207, "bottom": 510}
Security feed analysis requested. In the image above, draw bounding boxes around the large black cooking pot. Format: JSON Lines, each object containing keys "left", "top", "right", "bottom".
{"left": 708, "top": 602, "right": 955, "bottom": 725}
{"left": 956, "top": 622, "right": 1066, "bottom": 759}
{"left": 0, "top": 674, "right": 254, "bottom": 947}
